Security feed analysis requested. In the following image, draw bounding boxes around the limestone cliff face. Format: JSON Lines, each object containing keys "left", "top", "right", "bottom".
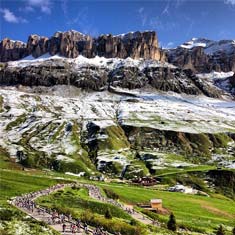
{"left": 0, "top": 38, "right": 28, "bottom": 62}
{"left": 0, "top": 30, "right": 165, "bottom": 62}
{"left": 95, "top": 31, "right": 164, "bottom": 60}
{"left": 27, "top": 35, "right": 49, "bottom": 58}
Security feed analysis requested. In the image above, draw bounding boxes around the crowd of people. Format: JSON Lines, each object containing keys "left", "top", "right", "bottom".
{"left": 10, "top": 183, "right": 111, "bottom": 234}
{"left": 83, "top": 184, "right": 125, "bottom": 211}
{"left": 10, "top": 182, "right": 159, "bottom": 234}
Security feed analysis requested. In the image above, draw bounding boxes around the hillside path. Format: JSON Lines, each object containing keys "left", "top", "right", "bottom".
{"left": 83, "top": 184, "right": 160, "bottom": 227}
{"left": 9, "top": 183, "right": 105, "bottom": 234}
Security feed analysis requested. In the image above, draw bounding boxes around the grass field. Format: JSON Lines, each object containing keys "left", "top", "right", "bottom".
{"left": 1, "top": 149, "right": 234, "bottom": 235}
{"left": 0, "top": 169, "right": 65, "bottom": 235}
{"left": 0, "top": 170, "right": 63, "bottom": 203}
{"left": 154, "top": 165, "right": 217, "bottom": 177}
{"left": 98, "top": 183, "right": 235, "bottom": 234}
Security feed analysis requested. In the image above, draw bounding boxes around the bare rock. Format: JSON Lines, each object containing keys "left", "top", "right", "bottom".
{"left": 27, "top": 35, "right": 49, "bottom": 58}
{"left": 0, "top": 30, "right": 165, "bottom": 62}
{"left": 0, "top": 38, "right": 28, "bottom": 62}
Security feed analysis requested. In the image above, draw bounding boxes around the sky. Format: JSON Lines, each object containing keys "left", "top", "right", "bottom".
{"left": 0, "top": 0, "right": 235, "bottom": 48}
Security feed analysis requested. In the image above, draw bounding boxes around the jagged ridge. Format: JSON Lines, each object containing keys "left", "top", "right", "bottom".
{"left": 0, "top": 30, "right": 165, "bottom": 62}
{"left": 166, "top": 38, "right": 235, "bottom": 73}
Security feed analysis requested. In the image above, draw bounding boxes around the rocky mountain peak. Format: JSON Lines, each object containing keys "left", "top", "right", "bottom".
{"left": 0, "top": 38, "right": 27, "bottom": 62}
{"left": 0, "top": 30, "right": 165, "bottom": 62}
{"left": 166, "top": 37, "right": 235, "bottom": 73}
{"left": 180, "top": 38, "right": 214, "bottom": 49}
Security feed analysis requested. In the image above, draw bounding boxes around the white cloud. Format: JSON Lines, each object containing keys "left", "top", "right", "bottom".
{"left": 26, "top": 0, "right": 52, "bottom": 14}
{"left": 137, "top": 7, "right": 148, "bottom": 26}
{"left": 138, "top": 7, "right": 144, "bottom": 14}
{"left": 161, "top": 2, "right": 170, "bottom": 15}
{"left": 166, "top": 42, "right": 174, "bottom": 48}
{"left": 61, "top": 0, "right": 68, "bottom": 16}
{"left": 159, "top": 41, "right": 174, "bottom": 49}
{"left": 149, "top": 17, "right": 177, "bottom": 31}
{"left": 0, "top": 8, "right": 28, "bottom": 23}
{"left": 224, "top": 0, "right": 235, "bottom": 5}
{"left": 137, "top": 6, "right": 176, "bottom": 30}
{"left": 175, "top": 0, "right": 186, "bottom": 8}
{"left": 67, "top": 7, "right": 99, "bottom": 36}
{"left": 19, "top": 6, "right": 35, "bottom": 13}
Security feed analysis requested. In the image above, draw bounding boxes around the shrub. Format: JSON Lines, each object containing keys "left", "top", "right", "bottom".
{"left": 141, "top": 209, "right": 162, "bottom": 222}
{"left": 104, "top": 208, "right": 112, "bottom": 219}
{"left": 130, "top": 219, "right": 138, "bottom": 226}
{"left": 0, "top": 208, "right": 21, "bottom": 221}
{"left": 216, "top": 225, "right": 225, "bottom": 235}
{"left": 167, "top": 213, "right": 177, "bottom": 232}
{"left": 103, "top": 188, "right": 119, "bottom": 200}
{"left": 80, "top": 210, "right": 145, "bottom": 235}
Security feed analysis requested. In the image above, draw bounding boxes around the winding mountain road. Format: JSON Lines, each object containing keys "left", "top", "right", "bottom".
{"left": 9, "top": 182, "right": 160, "bottom": 235}
{"left": 83, "top": 184, "right": 160, "bottom": 226}
{"left": 9, "top": 184, "right": 99, "bottom": 234}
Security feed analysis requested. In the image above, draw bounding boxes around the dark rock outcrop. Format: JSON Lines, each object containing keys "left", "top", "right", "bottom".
{"left": 166, "top": 39, "right": 235, "bottom": 73}
{"left": 0, "top": 59, "right": 224, "bottom": 97}
{"left": 0, "top": 30, "right": 165, "bottom": 62}
{"left": 0, "top": 62, "right": 108, "bottom": 91}
{"left": 122, "top": 125, "right": 233, "bottom": 161}
{"left": 0, "top": 38, "right": 28, "bottom": 62}
{"left": 214, "top": 73, "right": 235, "bottom": 95}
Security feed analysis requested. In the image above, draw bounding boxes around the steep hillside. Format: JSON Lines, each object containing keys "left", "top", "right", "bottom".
{"left": 0, "top": 86, "right": 234, "bottom": 178}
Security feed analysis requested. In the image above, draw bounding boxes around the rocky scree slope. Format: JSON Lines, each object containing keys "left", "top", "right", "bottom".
{"left": 0, "top": 31, "right": 235, "bottom": 177}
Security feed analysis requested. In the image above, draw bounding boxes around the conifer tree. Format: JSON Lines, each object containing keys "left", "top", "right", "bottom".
{"left": 167, "top": 213, "right": 177, "bottom": 231}
{"left": 105, "top": 208, "right": 112, "bottom": 219}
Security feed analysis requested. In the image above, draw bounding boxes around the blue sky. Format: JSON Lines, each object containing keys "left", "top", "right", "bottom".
{"left": 0, "top": 0, "right": 235, "bottom": 48}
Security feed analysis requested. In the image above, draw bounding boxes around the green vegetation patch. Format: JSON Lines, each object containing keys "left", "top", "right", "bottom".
{"left": 99, "top": 125, "right": 130, "bottom": 151}
{"left": 6, "top": 113, "right": 27, "bottom": 131}
{"left": 0, "top": 95, "right": 3, "bottom": 112}
{"left": 99, "top": 183, "right": 235, "bottom": 233}
{"left": 37, "top": 187, "right": 131, "bottom": 220}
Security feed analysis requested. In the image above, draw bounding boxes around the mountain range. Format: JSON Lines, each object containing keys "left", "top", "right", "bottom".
{"left": 0, "top": 30, "right": 234, "bottom": 180}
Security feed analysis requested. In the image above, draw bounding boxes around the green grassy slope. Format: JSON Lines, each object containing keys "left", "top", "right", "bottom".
{"left": 99, "top": 183, "right": 235, "bottom": 234}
